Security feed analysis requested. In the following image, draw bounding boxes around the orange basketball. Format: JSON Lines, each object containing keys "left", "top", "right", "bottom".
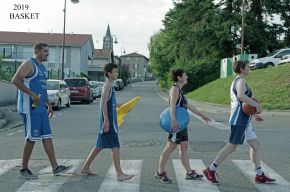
{"left": 242, "top": 98, "right": 259, "bottom": 115}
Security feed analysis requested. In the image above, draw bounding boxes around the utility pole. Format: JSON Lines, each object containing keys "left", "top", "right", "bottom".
{"left": 241, "top": 0, "right": 245, "bottom": 55}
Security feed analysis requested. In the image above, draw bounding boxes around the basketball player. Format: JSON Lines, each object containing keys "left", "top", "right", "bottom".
{"left": 81, "top": 63, "right": 134, "bottom": 181}
{"left": 155, "top": 68, "right": 211, "bottom": 183}
{"left": 12, "top": 43, "right": 72, "bottom": 179}
{"left": 203, "top": 60, "right": 275, "bottom": 184}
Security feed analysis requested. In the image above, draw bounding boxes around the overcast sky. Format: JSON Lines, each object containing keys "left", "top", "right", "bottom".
{"left": 0, "top": 0, "right": 174, "bottom": 57}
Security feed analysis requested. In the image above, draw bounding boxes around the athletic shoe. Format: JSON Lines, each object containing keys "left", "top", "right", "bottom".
{"left": 185, "top": 170, "right": 204, "bottom": 180}
{"left": 19, "top": 168, "right": 38, "bottom": 179}
{"left": 154, "top": 171, "right": 172, "bottom": 184}
{"left": 53, "top": 165, "right": 73, "bottom": 175}
{"left": 203, "top": 167, "right": 219, "bottom": 184}
{"left": 255, "top": 173, "right": 276, "bottom": 183}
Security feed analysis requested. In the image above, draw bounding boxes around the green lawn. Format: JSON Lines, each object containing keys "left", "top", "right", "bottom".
{"left": 187, "top": 64, "right": 290, "bottom": 110}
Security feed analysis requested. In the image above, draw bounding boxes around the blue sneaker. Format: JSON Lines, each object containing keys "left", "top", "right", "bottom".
{"left": 19, "top": 168, "right": 38, "bottom": 179}
{"left": 53, "top": 165, "right": 72, "bottom": 175}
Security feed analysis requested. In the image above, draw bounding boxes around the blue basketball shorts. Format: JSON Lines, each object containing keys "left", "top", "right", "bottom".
{"left": 20, "top": 113, "right": 52, "bottom": 141}
{"left": 229, "top": 123, "right": 257, "bottom": 144}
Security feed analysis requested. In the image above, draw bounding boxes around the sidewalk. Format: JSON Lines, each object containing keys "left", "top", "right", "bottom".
{"left": 189, "top": 100, "right": 290, "bottom": 117}
{"left": 158, "top": 90, "right": 290, "bottom": 117}
{"left": 0, "top": 104, "right": 23, "bottom": 131}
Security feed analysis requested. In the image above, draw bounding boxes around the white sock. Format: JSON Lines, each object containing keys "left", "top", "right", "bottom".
{"left": 209, "top": 163, "right": 218, "bottom": 172}
{"left": 256, "top": 167, "right": 263, "bottom": 176}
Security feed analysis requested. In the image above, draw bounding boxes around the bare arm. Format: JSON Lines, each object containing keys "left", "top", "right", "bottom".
{"left": 169, "top": 86, "right": 179, "bottom": 132}
{"left": 187, "top": 103, "right": 211, "bottom": 123}
{"left": 101, "top": 83, "right": 111, "bottom": 132}
{"left": 46, "top": 94, "right": 53, "bottom": 118}
{"left": 11, "top": 60, "right": 40, "bottom": 104}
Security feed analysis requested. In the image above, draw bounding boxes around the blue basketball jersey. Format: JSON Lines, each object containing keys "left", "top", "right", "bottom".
{"left": 17, "top": 58, "right": 48, "bottom": 114}
{"left": 229, "top": 77, "right": 253, "bottom": 126}
{"left": 98, "top": 82, "right": 118, "bottom": 134}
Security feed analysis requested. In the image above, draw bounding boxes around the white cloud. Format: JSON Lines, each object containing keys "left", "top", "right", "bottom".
{"left": 0, "top": 0, "right": 174, "bottom": 57}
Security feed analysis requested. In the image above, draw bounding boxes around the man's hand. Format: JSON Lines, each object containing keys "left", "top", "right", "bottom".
{"left": 103, "top": 120, "right": 109, "bottom": 133}
{"left": 47, "top": 106, "right": 54, "bottom": 118}
{"left": 31, "top": 93, "right": 40, "bottom": 107}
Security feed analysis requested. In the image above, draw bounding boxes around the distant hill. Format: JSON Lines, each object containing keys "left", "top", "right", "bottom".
{"left": 187, "top": 64, "right": 290, "bottom": 110}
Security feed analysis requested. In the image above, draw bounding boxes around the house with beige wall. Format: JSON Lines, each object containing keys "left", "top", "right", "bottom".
{"left": 120, "top": 52, "right": 149, "bottom": 80}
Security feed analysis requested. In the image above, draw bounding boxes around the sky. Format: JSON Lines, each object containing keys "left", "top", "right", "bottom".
{"left": 0, "top": 0, "right": 174, "bottom": 57}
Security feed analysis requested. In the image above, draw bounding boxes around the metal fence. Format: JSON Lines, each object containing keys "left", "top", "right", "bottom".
{"left": 0, "top": 61, "right": 79, "bottom": 81}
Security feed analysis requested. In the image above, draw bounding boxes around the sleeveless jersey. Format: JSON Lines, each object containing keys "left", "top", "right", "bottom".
{"left": 98, "top": 82, "right": 118, "bottom": 134}
{"left": 173, "top": 84, "right": 187, "bottom": 108}
{"left": 229, "top": 77, "right": 253, "bottom": 126}
{"left": 17, "top": 58, "right": 48, "bottom": 114}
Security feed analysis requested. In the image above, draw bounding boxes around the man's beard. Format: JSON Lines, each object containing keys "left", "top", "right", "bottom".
{"left": 42, "top": 56, "right": 48, "bottom": 61}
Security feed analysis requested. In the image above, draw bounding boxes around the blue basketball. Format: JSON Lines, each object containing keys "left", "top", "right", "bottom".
{"left": 159, "top": 106, "right": 189, "bottom": 133}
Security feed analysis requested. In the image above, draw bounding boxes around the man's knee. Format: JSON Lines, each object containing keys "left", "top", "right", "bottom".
{"left": 26, "top": 138, "right": 36, "bottom": 144}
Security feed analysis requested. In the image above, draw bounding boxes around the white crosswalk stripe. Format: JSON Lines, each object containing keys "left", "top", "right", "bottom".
{"left": 16, "top": 159, "right": 83, "bottom": 192}
{"left": 1, "top": 159, "right": 290, "bottom": 191}
{"left": 98, "top": 160, "right": 143, "bottom": 192}
{"left": 0, "top": 160, "right": 9, "bottom": 175}
{"left": 0, "top": 159, "right": 21, "bottom": 176}
{"left": 172, "top": 159, "right": 220, "bottom": 192}
{"left": 232, "top": 160, "right": 290, "bottom": 192}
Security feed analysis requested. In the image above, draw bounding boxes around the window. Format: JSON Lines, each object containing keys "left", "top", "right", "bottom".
{"left": 1, "top": 47, "right": 12, "bottom": 59}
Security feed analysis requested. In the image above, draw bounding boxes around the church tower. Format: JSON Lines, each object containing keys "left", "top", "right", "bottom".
{"left": 103, "top": 25, "right": 113, "bottom": 50}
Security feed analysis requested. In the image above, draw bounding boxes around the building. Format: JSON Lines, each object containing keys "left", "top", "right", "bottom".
{"left": 120, "top": 52, "right": 149, "bottom": 80}
{"left": 88, "top": 49, "right": 112, "bottom": 81}
{"left": 88, "top": 25, "right": 115, "bottom": 81}
{"left": 0, "top": 31, "right": 94, "bottom": 78}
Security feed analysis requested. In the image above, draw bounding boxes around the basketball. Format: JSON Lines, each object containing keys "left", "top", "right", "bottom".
{"left": 160, "top": 106, "right": 189, "bottom": 133}
{"left": 242, "top": 98, "right": 259, "bottom": 115}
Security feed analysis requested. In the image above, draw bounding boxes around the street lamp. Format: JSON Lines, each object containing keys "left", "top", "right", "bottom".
{"left": 121, "top": 47, "right": 126, "bottom": 56}
{"left": 111, "top": 35, "right": 118, "bottom": 44}
{"left": 61, "top": 0, "right": 79, "bottom": 80}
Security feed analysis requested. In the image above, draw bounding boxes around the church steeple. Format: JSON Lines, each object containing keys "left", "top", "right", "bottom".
{"left": 103, "top": 24, "right": 113, "bottom": 50}
{"left": 105, "top": 25, "right": 111, "bottom": 37}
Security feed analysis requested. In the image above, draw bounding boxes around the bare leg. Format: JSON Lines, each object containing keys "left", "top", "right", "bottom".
{"left": 247, "top": 139, "right": 261, "bottom": 169}
{"left": 112, "top": 147, "right": 134, "bottom": 181}
{"left": 22, "top": 139, "right": 35, "bottom": 169}
{"left": 42, "top": 138, "right": 58, "bottom": 170}
{"left": 81, "top": 147, "right": 102, "bottom": 175}
{"left": 213, "top": 143, "right": 238, "bottom": 165}
{"left": 158, "top": 142, "right": 177, "bottom": 173}
{"left": 179, "top": 141, "right": 191, "bottom": 173}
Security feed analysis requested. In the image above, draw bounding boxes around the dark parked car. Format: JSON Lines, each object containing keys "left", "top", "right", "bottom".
{"left": 64, "top": 77, "right": 93, "bottom": 104}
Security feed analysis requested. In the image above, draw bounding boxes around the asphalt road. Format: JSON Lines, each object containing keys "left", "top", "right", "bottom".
{"left": 0, "top": 81, "right": 290, "bottom": 192}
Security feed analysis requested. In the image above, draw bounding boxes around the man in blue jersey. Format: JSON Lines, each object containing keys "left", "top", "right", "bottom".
{"left": 12, "top": 43, "right": 72, "bottom": 179}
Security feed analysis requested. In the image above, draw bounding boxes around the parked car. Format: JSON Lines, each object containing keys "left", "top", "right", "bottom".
{"left": 250, "top": 48, "right": 290, "bottom": 69}
{"left": 113, "top": 79, "right": 124, "bottom": 90}
{"left": 89, "top": 81, "right": 98, "bottom": 99}
{"left": 117, "top": 79, "right": 124, "bottom": 89}
{"left": 279, "top": 54, "right": 290, "bottom": 65}
{"left": 96, "top": 81, "right": 105, "bottom": 97}
{"left": 64, "top": 77, "right": 93, "bottom": 104}
{"left": 113, "top": 80, "right": 120, "bottom": 90}
{"left": 47, "top": 80, "right": 70, "bottom": 110}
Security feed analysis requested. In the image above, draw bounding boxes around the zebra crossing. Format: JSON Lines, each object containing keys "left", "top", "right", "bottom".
{"left": 0, "top": 159, "right": 289, "bottom": 192}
